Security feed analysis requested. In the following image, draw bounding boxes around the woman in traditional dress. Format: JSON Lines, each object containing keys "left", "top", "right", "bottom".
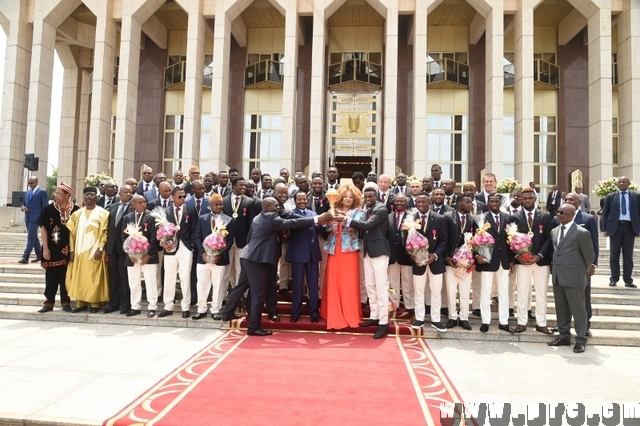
{"left": 320, "top": 185, "right": 363, "bottom": 329}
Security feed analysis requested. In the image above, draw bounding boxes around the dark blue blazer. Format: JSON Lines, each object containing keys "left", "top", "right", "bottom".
{"left": 406, "top": 210, "right": 448, "bottom": 276}
{"left": 195, "top": 213, "right": 234, "bottom": 265}
{"left": 185, "top": 195, "right": 210, "bottom": 216}
{"left": 121, "top": 210, "right": 159, "bottom": 266}
{"left": 23, "top": 187, "right": 49, "bottom": 223}
{"left": 163, "top": 204, "right": 197, "bottom": 255}
{"left": 285, "top": 209, "right": 321, "bottom": 263}
{"left": 387, "top": 210, "right": 412, "bottom": 266}
{"left": 475, "top": 211, "right": 516, "bottom": 272}
{"left": 443, "top": 210, "right": 478, "bottom": 259}
{"left": 600, "top": 190, "right": 640, "bottom": 235}
{"left": 512, "top": 209, "right": 553, "bottom": 266}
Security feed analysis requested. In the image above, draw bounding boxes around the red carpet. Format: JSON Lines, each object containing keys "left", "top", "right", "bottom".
{"left": 105, "top": 331, "right": 464, "bottom": 426}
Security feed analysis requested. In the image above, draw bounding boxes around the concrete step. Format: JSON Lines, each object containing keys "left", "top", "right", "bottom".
{"left": 0, "top": 273, "right": 45, "bottom": 284}
{"left": 0, "top": 265, "right": 45, "bottom": 275}
{"left": 545, "top": 292, "right": 640, "bottom": 305}
{"left": 0, "top": 283, "right": 42, "bottom": 294}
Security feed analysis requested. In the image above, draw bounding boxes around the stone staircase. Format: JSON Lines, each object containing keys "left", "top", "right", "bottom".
{"left": 1, "top": 228, "right": 639, "bottom": 345}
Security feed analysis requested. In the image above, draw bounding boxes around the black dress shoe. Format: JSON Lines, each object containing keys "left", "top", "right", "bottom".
{"left": 459, "top": 320, "right": 472, "bottom": 330}
{"left": 212, "top": 313, "right": 222, "bottom": 320}
{"left": 310, "top": 316, "right": 319, "bottom": 323}
{"left": 157, "top": 310, "right": 173, "bottom": 318}
{"left": 72, "top": 305, "right": 88, "bottom": 313}
{"left": 89, "top": 307, "right": 100, "bottom": 313}
{"left": 547, "top": 337, "right": 571, "bottom": 346}
{"left": 119, "top": 308, "right": 129, "bottom": 314}
{"left": 38, "top": 306, "right": 53, "bottom": 313}
{"left": 182, "top": 311, "right": 190, "bottom": 319}
{"left": 472, "top": 309, "right": 481, "bottom": 317}
{"left": 31, "top": 257, "right": 42, "bottom": 263}
{"left": 289, "top": 316, "right": 299, "bottom": 323}
{"left": 221, "top": 313, "right": 242, "bottom": 321}
{"left": 445, "top": 319, "right": 458, "bottom": 329}
{"left": 268, "top": 314, "right": 281, "bottom": 322}
{"left": 126, "top": 309, "right": 141, "bottom": 316}
{"left": 498, "top": 324, "right": 515, "bottom": 333}
{"left": 104, "top": 307, "right": 118, "bottom": 314}
{"left": 61, "top": 305, "right": 72, "bottom": 313}
{"left": 625, "top": 282, "right": 637, "bottom": 288}
{"left": 586, "top": 329, "right": 592, "bottom": 337}
{"left": 609, "top": 281, "right": 617, "bottom": 287}
{"left": 373, "top": 323, "right": 389, "bottom": 339}
{"left": 480, "top": 324, "right": 489, "bottom": 333}
{"left": 359, "top": 319, "right": 379, "bottom": 327}
{"left": 147, "top": 310, "right": 156, "bottom": 318}
{"left": 192, "top": 313, "right": 207, "bottom": 320}
{"left": 528, "top": 310, "right": 536, "bottom": 319}
{"left": 18, "top": 258, "right": 28, "bottom": 264}
{"left": 573, "top": 343, "right": 585, "bottom": 353}
{"left": 248, "top": 329, "right": 273, "bottom": 336}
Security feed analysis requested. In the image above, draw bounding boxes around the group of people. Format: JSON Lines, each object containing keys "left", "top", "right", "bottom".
{"left": 20, "top": 164, "right": 638, "bottom": 350}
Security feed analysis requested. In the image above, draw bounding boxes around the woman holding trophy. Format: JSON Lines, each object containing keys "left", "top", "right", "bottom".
{"left": 320, "top": 185, "right": 363, "bottom": 329}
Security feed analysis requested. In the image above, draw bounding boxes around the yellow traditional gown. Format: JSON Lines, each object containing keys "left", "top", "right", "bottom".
{"left": 65, "top": 206, "right": 110, "bottom": 304}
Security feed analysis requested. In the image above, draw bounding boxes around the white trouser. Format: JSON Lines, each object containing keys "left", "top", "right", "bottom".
{"left": 445, "top": 266, "right": 472, "bottom": 321}
{"left": 424, "top": 274, "right": 448, "bottom": 308}
{"left": 225, "top": 244, "right": 244, "bottom": 290}
{"left": 318, "top": 235, "right": 328, "bottom": 298}
{"left": 162, "top": 244, "right": 192, "bottom": 311}
{"left": 156, "top": 250, "right": 164, "bottom": 294}
{"left": 128, "top": 263, "right": 159, "bottom": 310}
{"left": 414, "top": 269, "right": 444, "bottom": 323}
{"left": 492, "top": 271, "right": 516, "bottom": 308}
{"left": 278, "top": 242, "right": 291, "bottom": 289}
{"left": 196, "top": 263, "right": 229, "bottom": 314}
{"left": 388, "top": 263, "right": 414, "bottom": 309}
{"left": 363, "top": 254, "right": 390, "bottom": 325}
{"left": 515, "top": 264, "right": 550, "bottom": 326}
{"left": 359, "top": 249, "right": 367, "bottom": 303}
{"left": 480, "top": 268, "right": 510, "bottom": 325}
{"left": 471, "top": 271, "right": 482, "bottom": 309}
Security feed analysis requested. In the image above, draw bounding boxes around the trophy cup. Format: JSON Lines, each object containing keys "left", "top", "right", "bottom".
{"left": 325, "top": 188, "right": 340, "bottom": 216}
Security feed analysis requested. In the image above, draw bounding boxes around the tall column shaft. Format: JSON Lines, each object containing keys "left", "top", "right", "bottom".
{"left": 383, "top": 4, "right": 398, "bottom": 175}
{"left": 56, "top": 45, "right": 82, "bottom": 189}
{"left": 308, "top": 7, "right": 326, "bottom": 173}
{"left": 87, "top": 1, "right": 117, "bottom": 175}
{"left": 411, "top": 4, "right": 427, "bottom": 177}
{"left": 514, "top": 4, "right": 535, "bottom": 183}
{"left": 0, "top": 0, "right": 32, "bottom": 204}
{"left": 114, "top": 15, "right": 142, "bottom": 183}
{"left": 587, "top": 7, "right": 613, "bottom": 200}
{"left": 617, "top": 1, "right": 640, "bottom": 178}
{"left": 75, "top": 71, "right": 92, "bottom": 199}
{"left": 484, "top": 4, "right": 504, "bottom": 178}
{"left": 182, "top": 8, "right": 205, "bottom": 169}
{"left": 281, "top": 8, "right": 299, "bottom": 172}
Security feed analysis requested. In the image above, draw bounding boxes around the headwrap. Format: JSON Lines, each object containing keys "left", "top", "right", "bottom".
{"left": 83, "top": 186, "right": 98, "bottom": 194}
{"left": 57, "top": 182, "right": 73, "bottom": 195}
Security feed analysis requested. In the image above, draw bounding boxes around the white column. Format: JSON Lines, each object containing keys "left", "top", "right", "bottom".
{"left": 86, "top": 0, "right": 117, "bottom": 175}
{"left": 75, "top": 71, "right": 92, "bottom": 198}
{"left": 587, "top": 7, "right": 613, "bottom": 199}
{"left": 514, "top": 2, "right": 535, "bottom": 183}
{"left": 308, "top": 6, "right": 326, "bottom": 173}
{"left": 281, "top": 7, "right": 299, "bottom": 172}
{"left": 483, "top": 3, "right": 504, "bottom": 178}
{"left": 0, "top": 0, "right": 32, "bottom": 204}
{"left": 617, "top": 0, "right": 640, "bottom": 178}
{"left": 114, "top": 14, "right": 142, "bottom": 183}
{"left": 411, "top": 4, "right": 427, "bottom": 177}
{"left": 182, "top": 7, "right": 206, "bottom": 169}
{"left": 209, "top": 6, "right": 232, "bottom": 172}
{"left": 383, "top": 4, "right": 398, "bottom": 175}
{"left": 56, "top": 45, "right": 82, "bottom": 189}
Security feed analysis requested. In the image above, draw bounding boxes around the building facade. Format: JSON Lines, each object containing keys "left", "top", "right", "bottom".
{"left": 0, "top": 0, "right": 639, "bottom": 204}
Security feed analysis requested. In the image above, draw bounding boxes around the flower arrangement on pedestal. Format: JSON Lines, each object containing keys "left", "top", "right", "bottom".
{"left": 593, "top": 177, "right": 639, "bottom": 198}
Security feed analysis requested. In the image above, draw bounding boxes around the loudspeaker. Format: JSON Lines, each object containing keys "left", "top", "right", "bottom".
{"left": 11, "top": 191, "right": 25, "bottom": 207}
{"left": 24, "top": 154, "right": 39, "bottom": 171}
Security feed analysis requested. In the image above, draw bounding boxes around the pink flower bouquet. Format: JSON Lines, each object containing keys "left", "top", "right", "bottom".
{"left": 452, "top": 232, "right": 475, "bottom": 277}
{"left": 123, "top": 223, "right": 150, "bottom": 262}
{"left": 505, "top": 222, "right": 533, "bottom": 262}
{"left": 150, "top": 207, "right": 178, "bottom": 253}
{"left": 202, "top": 215, "right": 231, "bottom": 263}
{"left": 470, "top": 216, "right": 495, "bottom": 262}
{"left": 402, "top": 216, "right": 430, "bottom": 266}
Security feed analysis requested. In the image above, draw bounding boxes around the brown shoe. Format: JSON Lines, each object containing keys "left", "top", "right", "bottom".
{"left": 514, "top": 325, "right": 526, "bottom": 333}
{"left": 535, "top": 325, "right": 554, "bottom": 335}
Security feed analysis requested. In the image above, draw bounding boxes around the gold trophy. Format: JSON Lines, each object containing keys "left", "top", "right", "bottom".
{"left": 325, "top": 188, "right": 340, "bottom": 216}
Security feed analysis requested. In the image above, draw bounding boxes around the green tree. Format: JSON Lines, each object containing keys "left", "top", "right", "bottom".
{"left": 46, "top": 167, "right": 58, "bottom": 200}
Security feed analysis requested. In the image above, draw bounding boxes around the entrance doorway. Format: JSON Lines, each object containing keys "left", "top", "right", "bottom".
{"left": 334, "top": 156, "right": 372, "bottom": 181}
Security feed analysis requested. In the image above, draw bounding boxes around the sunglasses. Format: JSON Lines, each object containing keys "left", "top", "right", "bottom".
{"left": 176, "top": 195, "right": 186, "bottom": 199}
{"left": 556, "top": 211, "right": 571, "bottom": 216}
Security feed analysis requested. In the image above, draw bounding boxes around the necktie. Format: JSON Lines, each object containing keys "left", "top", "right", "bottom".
{"left": 552, "top": 192, "right": 556, "bottom": 203}
{"left": 527, "top": 211, "right": 533, "bottom": 227}
{"left": 395, "top": 212, "right": 401, "bottom": 230}
{"left": 263, "top": 190, "right": 267, "bottom": 198}
{"left": 494, "top": 214, "right": 500, "bottom": 229}
{"left": 421, "top": 214, "right": 426, "bottom": 228}
{"left": 435, "top": 181, "right": 439, "bottom": 188}
{"left": 175, "top": 206, "right": 181, "bottom": 222}
{"left": 460, "top": 214, "right": 466, "bottom": 231}
{"left": 136, "top": 212, "right": 141, "bottom": 224}
{"left": 196, "top": 199, "right": 201, "bottom": 213}
{"left": 435, "top": 207, "right": 440, "bottom": 214}
{"left": 27, "top": 189, "right": 33, "bottom": 203}
{"left": 116, "top": 203, "right": 125, "bottom": 225}
{"left": 560, "top": 225, "right": 566, "bottom": 243}
{"left": 162, "top": 199, "right": 167, "bottom": 208}
{"left": 235, "top": 196, "right": 240, "bottom": 208}
{"left": 446, "top": 196, "right": 451, "bottom": 206}
{"left": 105, "top": 197, "right": 112, "bottom": 208}
{"left": 513, "top": 209, "right": 518, "bottom": 214}
{"left": 400, "top": 186, "right": 405, "bottom": 193}
{"left": 381, "top": 193, "right": 386, "bottom": 203}
{"left": 621, "top": 191, "right": 627, "bottom": 215}
{"left": 144, "top": 183, "right": 149, "bottom": 192}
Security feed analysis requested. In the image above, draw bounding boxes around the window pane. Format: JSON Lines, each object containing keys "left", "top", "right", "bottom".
{"left": 427, "top": 133, "right": 439, "bottom": 155}
{"left": 270, "top": 132, "right": 281, "bottom": 157}
{"left": 427, "top": 116, "right": 439, "bottom": 130}
{"left": 545, "top": 135, "right": 556, "bottom": 162}
{"left": 503, "top": 115, "right": 515, "bottom": 131}
{"left": 259, "top": 115, "right": 269, "bottom": 129}
{"left": 271, "top": 115, "right": 282, "bottom": 129}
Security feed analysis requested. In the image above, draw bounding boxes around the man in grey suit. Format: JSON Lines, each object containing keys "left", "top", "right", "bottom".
{"left": 548, "top": 204, "right": 595, "bottom": 353}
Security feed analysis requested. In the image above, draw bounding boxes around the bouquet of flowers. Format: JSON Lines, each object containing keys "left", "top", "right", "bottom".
{"left": 496, "top": 178, "right": 522, "bottom": 194}
{"left": 84, "top": 172, "right": 115, "bottom": 188}
{"left": 150, "top": 207, "right": 179, "bottom": 253}
{"left": 123, "top": 223, "right": 150, "bottom": 262}
{"left": 452, "top": 232, "right": 475, "bottom": 277}
{"left": 402, "top": 215, "right": 430, "bottom": 266}
{"left": 470, "top": 216, "right": 495, "bottom": 262}
{"left": 202, "top": 215, "right": 231, "bottom": 263}
{"left": 593, "top": 177, "right": 639, "bottom": 198}
{"left": 505, "top": 222, "right": 533, "bottom": 262}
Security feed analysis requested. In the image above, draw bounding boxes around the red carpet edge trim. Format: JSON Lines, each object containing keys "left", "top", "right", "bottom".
{"left": 103, "top": 330, "right": 246, "bottom": 426}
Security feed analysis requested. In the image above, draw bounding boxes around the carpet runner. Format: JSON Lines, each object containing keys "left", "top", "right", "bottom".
{"left": 104, "top": 330, "right": 464, "bottom": 425}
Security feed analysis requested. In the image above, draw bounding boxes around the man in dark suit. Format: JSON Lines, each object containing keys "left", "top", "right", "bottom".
{"left": 146, "top": 181, "right": 173, "bottom": 210}
{"left": 158, "top": 186, "right": 197, "bottom": 319}
{"left": 475, "top": 172, "right": 499, "bottom": 205}
{"left": 387, "top": 194, "right": 413, "bottom": 316}
{"left": 442, "top": 179, "right": 458, "bottom": 208}
{"left": 393, "top": 173, "right": 409, "bottom": 196}
{"left": 377, "top": 174, "right": 395, "bottom": 213}
{"left": 257, "top": 174, "right": 274, "bottom": 200}
{"left": 308, "top": 176, "right": 330, "bottom": 302}
{"left": 463, "top": 181, "right": 487, "bottom": 215}
{"left": 343, "top": 186, "right": 392, "bottom": 339}
{"left": 512, "top": 187, "right": 554, "bottom": 334}
{"left": 475, "top": 193, "right": 516, "bottom": 333}
{"left": 185, "top": 180, "right": 209, "bottom": 215}
{"left": 323, "top": 166, "right": 340, "bottom": 191}
{"left": 242, "top": 197, "right": 331, "bottom": 335}
{"left": 286, "top": 192, "right": 322, "bottom": 323}
{"left": 98, "top": 181, "right": 119, "bottom": 209}
{"left": 215, "top": 171, "right": 232, "bottom": 198}
{"left": 104, "top": 185, "right": 134, "bottom": 314}
{"left": 407, "top": 193, "right": 448, "bottom": 332}
{"left": 548, "top": 203, "right": 595, "bottom": 353}
{"left": 136, "top": 166, "right": 155, "bottom": 198}
{"left": 600, "top": 176, "right": 640, "bottom": 288}
{"left": 431, "top": 188, "right": 454, "bottom": 215}
{"left": 546, "top": 184, "right": 561, "bottom": 217}
{"left": 20, "top": 176, "right": 49, "bottom": 263}
{"left": 181, "top": 166, "right": 200, "bottom": 195}
{"left": 122, "top": 195, "right": 160, "bottom": 317}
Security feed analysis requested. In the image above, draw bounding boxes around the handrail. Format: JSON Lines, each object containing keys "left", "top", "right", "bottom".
{"left": 327, "top": 58, "right": 383, "bottom": 87}
{"left": 427, "top": 58, "right": 469, "bottom": 87}
{"left": 244, "top": 58, "right": 283, "bottom": 87}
